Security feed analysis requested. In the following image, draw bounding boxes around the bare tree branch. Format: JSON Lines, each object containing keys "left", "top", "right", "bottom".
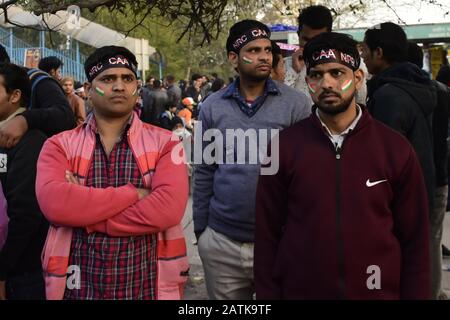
{"left": 2, "top": 0, "right": 448, "bottom": 46}
{"left": 124, "top": 7, "right": 152, "bottom": 37}
{"left": 380, "top": 0, "right": 407, "bottom": 25}
{"left": 32, "top": 0, "right": 115, "bottom": 15}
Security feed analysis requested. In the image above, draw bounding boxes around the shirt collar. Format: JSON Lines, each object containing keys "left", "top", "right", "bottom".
{"left": 85, "top": 112, "right": 133, "bottom": 138}
{"left": 222, "top": 77, "right": 279, "bottom": 99}
{"left": 316, "top": 104, "right": 362, "bottom": 139}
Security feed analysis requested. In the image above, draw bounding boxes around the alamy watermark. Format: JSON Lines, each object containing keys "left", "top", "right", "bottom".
{"left": 66, "top": 265, "right": 81, "bottom": 290}
{"left": 170, "top": 121, "right": 280, "bottom": 175}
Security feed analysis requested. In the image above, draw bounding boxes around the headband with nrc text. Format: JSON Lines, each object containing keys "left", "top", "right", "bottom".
{"left": 230, "top": 28, "right": 271, "bottom": 53}
{"left": 87, "top": 55, "right": 138, "bottom": 82}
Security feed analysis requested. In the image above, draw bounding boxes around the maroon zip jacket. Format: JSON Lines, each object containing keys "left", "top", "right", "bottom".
{"left": 255, "top": 107, "right": 430, "bottom": 300}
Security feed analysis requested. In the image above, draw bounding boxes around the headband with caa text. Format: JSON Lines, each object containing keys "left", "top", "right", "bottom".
{"left": 230, "top": 28, "right": 271, "bottom": 53}
{"left": 305, "top": 48, "right": 360, "bottom": 72}
{"left": 87, "top": 55, "right": 138, "bottom": 82}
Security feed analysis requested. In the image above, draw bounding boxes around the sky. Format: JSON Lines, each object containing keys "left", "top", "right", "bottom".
{"left": 262, "top": 0, "right": 450, "bottom": 28}
{"left": 346, "top": 0, "right": 450, "bottom": 27}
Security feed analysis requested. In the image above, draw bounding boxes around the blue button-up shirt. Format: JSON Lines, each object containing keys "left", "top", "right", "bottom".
{"left": 222, "top": 77, "right": 279, "bottom": 117}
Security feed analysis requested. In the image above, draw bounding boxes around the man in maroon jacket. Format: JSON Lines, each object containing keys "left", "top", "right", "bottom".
{"left": 254, "top": 32, "right": 430, "bottom": 300}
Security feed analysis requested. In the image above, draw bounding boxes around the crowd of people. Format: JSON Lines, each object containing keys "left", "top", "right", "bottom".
{"left": 0, "top": 4, "right": 448, "bottom": 301}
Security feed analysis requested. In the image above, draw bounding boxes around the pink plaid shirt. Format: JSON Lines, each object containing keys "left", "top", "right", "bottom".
{"left": 64, "top": 116, "right": 157, "bottom": 300}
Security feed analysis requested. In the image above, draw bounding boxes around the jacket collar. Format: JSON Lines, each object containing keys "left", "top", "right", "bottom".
{"left": 84, "top": 111, "right": 137, "bottom": 137}
{"left": 310, "top": 104, "right": 372, "bottom": 137}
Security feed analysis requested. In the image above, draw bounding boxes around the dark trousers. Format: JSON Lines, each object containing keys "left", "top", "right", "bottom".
{"left": 6, "top": 270, "right": 45, "bottom": 300}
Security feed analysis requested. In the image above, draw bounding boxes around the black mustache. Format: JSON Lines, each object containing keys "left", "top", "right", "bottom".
{"left": 319, "top": 90, "right": 341, "bottom": 99}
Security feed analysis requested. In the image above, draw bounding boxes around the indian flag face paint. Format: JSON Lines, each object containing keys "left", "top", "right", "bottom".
{"left": 243, "top": 56, "right": 253, "bottom": 64}
{"left": 307, "top": 83, "right": 316, "bottom": 94}
{"left": 95, "top": 86, "right": 105, "bottom": 96}
{"left": 341, "top": 79, "right": 353, "bottom": 93}
{"left": 132, "top": 88, "right": 138, "bottom": 96}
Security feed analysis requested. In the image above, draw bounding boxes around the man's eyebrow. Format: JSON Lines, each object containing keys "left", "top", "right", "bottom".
{"left": 99, "top": 73, "right": 135, "bottom": 78}
{"left": 328, "top": 67, "right": 347, "bottom": 72}
{"left": 311, "top": 67, "right": 347, "bottom": 72}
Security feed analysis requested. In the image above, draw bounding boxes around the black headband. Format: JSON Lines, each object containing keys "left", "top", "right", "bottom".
{"left": 87, "top": 55, "right": 138, "bottom": 82}
{"left": 229, "top": 28, "right": 270, "bottom": 53}
{"left": 305, "top": 48, "right": 360, "bottom": 73}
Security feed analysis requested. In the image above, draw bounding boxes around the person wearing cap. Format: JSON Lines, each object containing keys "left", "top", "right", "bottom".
{"left": 362, "top": 22, "right": 437, "bottom": 299}
{"left": 178, "top": 97, "right": 195, "bottom": 131}
{"left": 35, "top": 46, "right": 189, "bottom": 300}
{"left": 193, "top": 19, "right": 311, "bottom": 300}
{"left": 255, "top": 32, "right": 430, "bottom": 300}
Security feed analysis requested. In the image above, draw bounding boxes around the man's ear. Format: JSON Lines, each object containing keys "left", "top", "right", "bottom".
{"left": 228, "top": 51, "right": 239, "bottom": 69}
{"left": 354, "top": 69, "right": 365, "bottom": 91}
{"left": 374, "top": 47, "right": 383, "bottom": 61}
{"left": 49, "top": 69, "right": 56, "bottom": 77}
{"left": 9, "top": 89, "right": 21, "bottom": 105}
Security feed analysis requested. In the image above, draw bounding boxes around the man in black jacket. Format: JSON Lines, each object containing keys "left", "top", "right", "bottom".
{"left": 362, "top": 23, "right": 437, "bottom": 299}
{"left": 0, "top": 63, "right": 48, "bottom": 300}
{"left": 408, "top": 42, "right": 450, "bottom": 299}
{"left": 0, "top": 46, "right": 75, "bottom": 149}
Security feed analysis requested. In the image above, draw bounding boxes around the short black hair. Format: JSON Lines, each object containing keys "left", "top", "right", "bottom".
{"left": 165, "top": 90, "right": 178, "bottom": 110}
{"left": 171, "top": 116, "right": 184, "bottom": 129}
{"left": 271, "top": 41, "right": 282, "bottom": 68}
{"left": 211, "top": 78, "right": 225, "bottom": 92}
{"left": 74, "top": 81, "right": 83, "bottom": 90}
{"left": 364, "top": 22, "right": 408, "bottom": 64}
{"left": 84, "top": 46, "right": 138, "bottom": 81}
{"left": 298, "top": 5, "right": 333, "bottom": 32}
{"left": 303, "top": 32, "right": 360, "bottom": 73}
{"left": 153, "top": 79, "right": 162, "bottom": 89}
{"left": 0, "top": 44, "right": 10, "bottom": 63}
{"left": 407, "top": 42, "right": 423, "bottom": 69}
{"left": 38, "top": 56, "right": 63, "bottom": 73}
{"left": 191, "top": 73, "right": 202, "bottom": 81}
{"left": 0, "top": 62, "right": 31, "bottom": 107}
{"left": 166, "top": 74, "right": 175, "bottom": 83}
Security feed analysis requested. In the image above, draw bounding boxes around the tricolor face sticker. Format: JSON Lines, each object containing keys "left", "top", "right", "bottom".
{"left": 86, "top": 67, "right": 138, "bottom": 118}
{"left": 243, "top": 56, "right": 253, "bottom": 64}
{"left": 95, "top": 86, "right": 105, "bottom": 96}
{"left": 307, "top": 82, "right": 316, "bottom": 94}
{"left": 341, "top": 79, "right": 353, "bottom": 93}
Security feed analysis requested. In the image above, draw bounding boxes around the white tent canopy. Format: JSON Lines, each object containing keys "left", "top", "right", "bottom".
{"left": 0, "top": 4, "right": 155, "bottom": 73}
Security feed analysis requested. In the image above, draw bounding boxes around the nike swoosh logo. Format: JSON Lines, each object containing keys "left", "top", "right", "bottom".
{"left": 366, "top": 179, "right": 387, "bottom": 187}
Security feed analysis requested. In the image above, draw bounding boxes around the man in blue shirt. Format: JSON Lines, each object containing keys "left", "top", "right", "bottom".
{"left": 193, "top": 19, "right": 311, "bottom": 300}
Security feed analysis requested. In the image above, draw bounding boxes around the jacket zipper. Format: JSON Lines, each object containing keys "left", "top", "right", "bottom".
{"left": 335, "top": 145, "right": 346, "bottom": 299}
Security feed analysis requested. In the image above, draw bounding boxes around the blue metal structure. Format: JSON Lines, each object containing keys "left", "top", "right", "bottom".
{"left": 0, "top": 26, "right": 88, "bottom": 81}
